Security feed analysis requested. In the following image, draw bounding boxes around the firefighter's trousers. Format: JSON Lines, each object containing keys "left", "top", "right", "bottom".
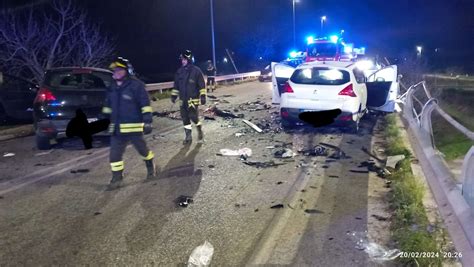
{"left": 180, "top": 104, "right": 201, "bottom": 130}
{"left": 109, "top": 135, "right": 154, "bottom": 172}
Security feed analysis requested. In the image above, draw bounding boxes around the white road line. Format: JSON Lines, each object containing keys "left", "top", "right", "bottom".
{"left": 0, "top": 124, "right": 181, "bottom": 195}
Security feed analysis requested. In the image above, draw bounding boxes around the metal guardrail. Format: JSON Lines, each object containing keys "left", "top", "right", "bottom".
{"left": 145, "top": 71, "right": 261, "bottom": 93}
{"left": 403, "top": 81, "right": 474, "bottom": 262}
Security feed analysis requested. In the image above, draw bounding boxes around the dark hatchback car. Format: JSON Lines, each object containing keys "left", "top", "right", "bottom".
{"left": 0, "top": 72, "right": 38, "bottom": 122}
{"left": 33, "top": 67, "right": 113, "bottom": 149}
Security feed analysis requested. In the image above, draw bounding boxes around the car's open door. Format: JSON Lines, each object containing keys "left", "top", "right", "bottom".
{"left": 366, "top": 65, "right": 399, "bottom": 112}
{"left": 271, "top": 62, "right": 295, "bottom": 104}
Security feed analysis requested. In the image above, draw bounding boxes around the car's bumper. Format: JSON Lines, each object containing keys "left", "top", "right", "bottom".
{"left": 35, "top": 118, "right": 109, "bottom": 138}
{"left": 280, "top": 107, "right": 356, "bottom": 126}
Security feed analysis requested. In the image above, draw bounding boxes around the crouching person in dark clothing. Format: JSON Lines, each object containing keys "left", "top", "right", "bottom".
{"left": 66, "top": 109, "right": 110, "bottom": 149}
{"left": 103, "top": 57, "right": 157, "bottom": 190}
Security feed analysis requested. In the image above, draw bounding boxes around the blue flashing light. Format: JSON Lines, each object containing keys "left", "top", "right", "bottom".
{"left": 289, "top": 51, "right": 298, "bottom": 58}
{"left": 330, "top": 35, "right": 339, "bottom": 43}
{"left": 306, "top": 36, "right": 315, "bottom": 44}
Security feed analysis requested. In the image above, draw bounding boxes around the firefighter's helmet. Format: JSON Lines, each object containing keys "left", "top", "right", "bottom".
{"left": 180, "top": 50, "right": 193, "bottom": 62}
{"left": 109, "top": 57, "right": 135, "bottom": 76}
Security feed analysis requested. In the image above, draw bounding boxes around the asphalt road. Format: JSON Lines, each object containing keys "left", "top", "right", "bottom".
{"left": 0, "top": 81, "right": 393, "bottom": 266}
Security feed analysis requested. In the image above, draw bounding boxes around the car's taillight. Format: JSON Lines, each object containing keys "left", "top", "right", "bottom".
{"left": 338, "top": 84, "right": 356, "bottom": 97}
{"left": 283, "top": 82, "right": 294, "bottom": 93}
{"left": 34, "top": 87, "right": 56, "bottom": 103}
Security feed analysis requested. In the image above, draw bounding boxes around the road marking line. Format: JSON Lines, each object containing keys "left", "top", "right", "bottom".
{"left": 0, "top": 124, "right": 182, "bottom": 195}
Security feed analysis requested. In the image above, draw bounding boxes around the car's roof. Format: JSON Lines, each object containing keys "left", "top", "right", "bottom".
{"left": 296, "top": 61, "right": 356, "bottom": 70}
{"left": 46, "top": 67, "right": 111, "bottom": 73}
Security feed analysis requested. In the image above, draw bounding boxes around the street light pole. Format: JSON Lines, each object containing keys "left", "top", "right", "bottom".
{"left": 292, "top": 0, "right": 296, "bottom": 48}
{"left": 210, "top": 0, "right": 216, "bottom": 68}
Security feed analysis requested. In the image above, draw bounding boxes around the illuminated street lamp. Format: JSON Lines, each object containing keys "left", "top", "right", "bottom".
{"left": 320, "top": 16, "right": 327, "bottom": 34}
{"left": 223, "top": 57, "right": 228, "bottom": 63}
{"left": 416, "top": 46, "right": 423, "bottom": 57}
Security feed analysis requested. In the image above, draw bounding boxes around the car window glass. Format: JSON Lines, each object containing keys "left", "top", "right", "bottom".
{"left": 44, "top": 71, "right": 113, "bottom": 90}
{"left": 291, "top": 67, "right": 350, "bottom": 85}
{"left": 353, "top": 69, "right": 366, "bottom": 83}
{"left": 2, "top": 75, "right": 30, "bottom": 92}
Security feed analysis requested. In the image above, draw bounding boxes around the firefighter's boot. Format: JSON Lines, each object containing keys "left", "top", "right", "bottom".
{"left": 183, "top": 129, "right": 192, "bottom": 145}
{"left": 197, "top": 125, "right": 204, "bottom": 143}
{"left": 145, "top": 159, "right": 157, "bottom": 180}
{"left": 107, "top": 170, "right": 123, "bottom": 191}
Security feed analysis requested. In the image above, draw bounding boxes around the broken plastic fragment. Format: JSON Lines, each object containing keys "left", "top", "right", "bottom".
{"left": 270, "top": 204, "right": 284, "bottom": 209}
{"left": 219, "top": 148, "right": 252, "bottom": 157}
{"left": 187, "top": 241, "right": 214, "bottom": 267}
{"left": 274, "top": 148, "right": 295, "bottom": 159}
{"left": 176, "top": 195, "right": 194, "bottom": 208}
{"left": 386, "top": 155, "right": 405, "bottom": 169}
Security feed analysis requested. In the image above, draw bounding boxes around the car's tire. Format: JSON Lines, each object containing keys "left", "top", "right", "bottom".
{"left": 36, "top": 135, "right": 51, "bottom": 150}
{"left": 281, "top": 118, "right": 295, "bottom": 129}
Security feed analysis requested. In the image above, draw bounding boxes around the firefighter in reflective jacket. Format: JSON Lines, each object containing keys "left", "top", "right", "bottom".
{"left": 206, "top": 60, "right": 216, "bottom": 92}
{"left": 171, "top": 50, "right": 206, "bottom": 145}
{"left": 102, "top": 57, "right": 156, "bottom": 190}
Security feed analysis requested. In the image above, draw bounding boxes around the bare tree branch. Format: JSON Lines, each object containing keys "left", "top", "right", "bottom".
{"left": 0, "top": 0, "right": 115, "bottom": 82}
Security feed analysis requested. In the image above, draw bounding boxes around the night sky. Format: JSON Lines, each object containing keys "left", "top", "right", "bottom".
{"left": 2, "top": 0, "right": 474, "bottom": 78}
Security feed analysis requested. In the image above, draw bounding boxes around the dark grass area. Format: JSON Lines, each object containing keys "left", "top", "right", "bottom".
{"left": 384, "top": 114, "right": 447, "bottom": 267}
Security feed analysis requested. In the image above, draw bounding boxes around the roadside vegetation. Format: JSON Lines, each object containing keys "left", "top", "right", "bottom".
{"left": 431, "top": 88, "right": 474, "bottom": 161}
{"left": 384, "top": 114, "right": 449, "bottom": 266}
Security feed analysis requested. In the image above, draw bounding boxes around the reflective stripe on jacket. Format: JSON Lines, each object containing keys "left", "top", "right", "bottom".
{"left": 102, "top": 78, "right": 152, "bottom": 135}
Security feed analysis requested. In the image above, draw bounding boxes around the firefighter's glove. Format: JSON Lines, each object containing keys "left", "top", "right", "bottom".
{"left": 200, "top": 95, "right": 207, "bottom": 105}
{"left": 144, "top": 123, "right": 153, "bottom": 135}
{"left": 171, "top": 95, "right": 177, "bottom": 104}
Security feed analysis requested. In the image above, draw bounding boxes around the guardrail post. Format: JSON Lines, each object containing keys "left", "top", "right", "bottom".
{"left": 462, "top": 147, "right": 474, "bottom": 212}
{"left": 419, "top": 98, "right": 438, "bottom": 147}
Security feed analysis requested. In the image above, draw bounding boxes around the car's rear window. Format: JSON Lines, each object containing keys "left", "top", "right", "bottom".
{"left": 290, "top": 67, "right": 350, "bottom": 85}
{"left": 44, "top": 70, "right": 113, "bottom": 90}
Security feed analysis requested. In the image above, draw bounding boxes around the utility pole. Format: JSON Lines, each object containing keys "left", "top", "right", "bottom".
{"left": 225, "top": 48, "right": 239, "bottom": 74}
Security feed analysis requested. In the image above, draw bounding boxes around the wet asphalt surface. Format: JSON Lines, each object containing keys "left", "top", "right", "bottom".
{"left": 0, "top": 81, "right": 391, "bottom": 266}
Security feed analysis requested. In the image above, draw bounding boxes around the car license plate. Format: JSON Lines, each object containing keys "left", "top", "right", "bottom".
{"left": 87, "top": 118, "right": 98, "bottom": 123}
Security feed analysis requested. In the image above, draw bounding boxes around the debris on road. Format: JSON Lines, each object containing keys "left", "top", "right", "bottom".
{"left": 218, "top": 148, "right": 252, "bottom": 157}
{"left": 304, "top": 209, "right": 325, "bottom": 214}
{"left": 235, "top": 133, "right": 245, "bottom": 137}
{"left": 208, "top": 165, "right": 215, "bottom": 169}
{"left": 176, "top": 195, "right": 194, "bottom": 208}
{"left": 242, "top": 119, "right": 263, "bottom": 133}
{"left": 204, "top": 106, "right": 243, "bottom": 119}
{"left": 242, "top": 160, "right": 285, "bottom": 168}
{"left": 70, "top": 169, "right": 90, "bottom": 174}
{"left": 270, "top": 204, "right": 284, "bottom": 209}
{"left": 371, "top": 214, "right": 389, "bottom": 221}
{"left": 299, "top": 145, "right": 328, "bottom": 157}
{"left": 386, "top": 155, "right": 405, "bottom": 169}
{"left": 188, "top": 241, "right": 214, "bottom": 267}
{"left": 204, "top": 116, "right": 216, "bottom": 121}
{"left": 273, "top": 148, "right": 295, "bottom": 159}
{"left": 94, "top": 212, "right": 102, "bottom": 216}
{"left": 35, "top": 150, "right": 53, "bottom": 156}
{"left": 276, "top": 181, "right": 283, "bottom": 185}
{"left": 3, "top": 152, "right": 15, "bottom": 157}
{"left": 152, "top": 110, "right": 182, "bottom": 120}
{"left": 348, "top": 231, "right": 401, "bottom": 262}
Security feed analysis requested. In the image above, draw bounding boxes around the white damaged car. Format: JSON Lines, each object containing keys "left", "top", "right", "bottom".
{"left": 271, "top": 60, "right": 399, "bottom": 132}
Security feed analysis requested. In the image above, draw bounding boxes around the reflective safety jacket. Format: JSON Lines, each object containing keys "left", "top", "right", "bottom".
{"left": 206, "top": 64, "right": 216, "bottom": 77}
{"left": 102, "top": 78, "right": 153, "bottom": 135}
{"left": 171, "top": 64, "right": 206, "bottom": 108}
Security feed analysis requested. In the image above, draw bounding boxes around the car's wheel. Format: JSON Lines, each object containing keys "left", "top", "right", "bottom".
{"left": 36, "top": 135, "right": 51, "bottom": 150}
{"left": 281, "top": 118, "right": 295, "bottom": 129}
